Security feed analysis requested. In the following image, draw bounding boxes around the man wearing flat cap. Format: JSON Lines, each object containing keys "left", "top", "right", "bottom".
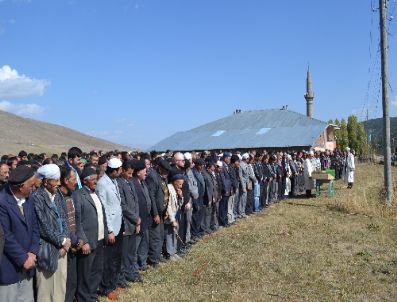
{"left": 191, "top": 158, "right": 206, "bottom": 242}
{"left": 32, "top": 164, "right": 70, "bottom": 302}
{"left": 146, "top": 158, "right": 171, "bottom": 267}
{"left": 131, "top": 160, "right": 152, "bottom": 271}
{"left": 73, "top": 167, "right": 108, "bottom": 302}
{"left": 0, "top": 166, "right": 40, "bottom": 302}
{"left": 219, "top": 152, "right": 235, "bottom": 227}
{"left": 116, "top": 161, "right": 142, "bottom": 285}
{"left": 96, "top": 158, "right": 124, "bottom": 299}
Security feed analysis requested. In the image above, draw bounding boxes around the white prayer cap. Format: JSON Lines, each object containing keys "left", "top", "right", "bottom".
{"left": 216, "top": 161, "right": 223, "bottom": 167}
{"left": 237, "top": 154, "right": 242, "bottom": 160}
{"left": 108, "top": 158, "right": 122, "bottom": 169}
{"left": 242, "top": 153, "right": 250, "bottom": 160}
{"left": 37, "top": 164, "right": 61, "bottom": 180}
{"left": 309, "top": 150, "right": 314, "bottom": 156}
{"left": 184, "top": 152, "right": 192, "bottom": 160}
{"left": 346, "top": 147, "right": 351, "bottom": 152}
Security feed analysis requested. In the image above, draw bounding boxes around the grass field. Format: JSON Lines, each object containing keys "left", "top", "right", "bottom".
{"left": 104, "top": 163, "right": 397, "bottom": 302}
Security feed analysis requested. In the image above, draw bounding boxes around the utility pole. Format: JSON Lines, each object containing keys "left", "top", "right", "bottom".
{"left": 379, "top": 0, "right": 393, "bottom": 203}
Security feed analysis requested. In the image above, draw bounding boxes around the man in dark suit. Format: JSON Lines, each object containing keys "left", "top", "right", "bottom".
{"left": 191, "top": 159, "right": 206, "bottom": 241}
{"left": 131, "top": 160, "right": 152, "bottom": 271}
{"left": 73, "top": 168, "right": 108, "bottom": 302}
{"left": 202, "top": 161, "right": 216, "bottom": 234}
{"left": 219, "top": 153, "right": 234, "bottom": 226}
{"left": 0, "top": 165, "right": 40, "bottom": 302}
{"left": 145, "top": 158, "right": 170, "bottom": 267}
{"left": 117, "top": 161, "right": 142, "bottom": 284}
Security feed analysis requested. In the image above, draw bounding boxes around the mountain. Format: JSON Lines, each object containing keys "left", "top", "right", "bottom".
{"left": 362, "top": 117, "right": 397, "bottom": 146}
{"left": 0, "top": 110, "right": 131, "bottom": 155}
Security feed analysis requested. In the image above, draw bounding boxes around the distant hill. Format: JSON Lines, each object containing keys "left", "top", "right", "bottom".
{"left": 362, "top": 117, "right": 397, "bottom": 146}
{"left": 0, "top": 110, "right": 131, "bottom": 155}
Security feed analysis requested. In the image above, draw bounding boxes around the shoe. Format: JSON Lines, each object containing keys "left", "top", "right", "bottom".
{"left": 106, "top": 291, "right": 119, "bottom": 300}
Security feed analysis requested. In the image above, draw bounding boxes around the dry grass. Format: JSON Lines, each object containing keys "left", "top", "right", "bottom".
{"left": 103, "top": 163, "right": 397, "bottom": 302}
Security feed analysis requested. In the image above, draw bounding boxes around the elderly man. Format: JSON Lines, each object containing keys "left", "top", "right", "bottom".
{"left": 346, "top": 147, "right": 355, "bottom": 189}
{"left": 0, "top": 163, "right": 10, "bottom": 192}
{"left": 74, "top": 167, "right": 108, "bottom": 302}
{"left": 33, "top": 164, "right": 70, "bottom": 302}
{"left": 304, "top": 151, "right": 315, "bottom": 198}
{"left": 191, "top": 158, "right": 206, "bottom": 242}
{"left": 0, "top": 166, "right": 40, "bottom": 302}
{"left": 174, "top": 152, "right": 195, "bottom": 248}
{"left": 96, "top": 158, "right": 124, "bottom": 299}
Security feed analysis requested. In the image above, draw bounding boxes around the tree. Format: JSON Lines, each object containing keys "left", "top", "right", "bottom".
{"left": 337, "top": 119, "right": 349, "bottom": 151}
{"left": 347, "top": 115, "right": 360, "bottom": 152}
{"left": 328, "top": 119, "right": 334, "bottom": 125}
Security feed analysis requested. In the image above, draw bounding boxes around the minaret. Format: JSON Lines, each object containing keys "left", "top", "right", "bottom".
{"left": 304, "top": 66, "right": 314, "bottom": 118}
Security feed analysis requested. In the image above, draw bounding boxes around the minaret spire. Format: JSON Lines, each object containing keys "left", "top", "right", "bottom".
{"left": 304, "top": 65, "right": 314, "bottom": 118}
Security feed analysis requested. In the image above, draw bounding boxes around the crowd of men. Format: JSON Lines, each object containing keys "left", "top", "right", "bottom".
{"left": 0, "top": 147, "right": 355, "bottom": 302}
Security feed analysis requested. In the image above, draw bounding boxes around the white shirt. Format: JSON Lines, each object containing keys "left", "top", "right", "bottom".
{"left": 90, "top": 193, "right": 105, "bottom": 241}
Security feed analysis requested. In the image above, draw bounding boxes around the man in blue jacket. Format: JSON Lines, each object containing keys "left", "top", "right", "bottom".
{"left": 0, "top": 165, "right": 40, "bottom": 302}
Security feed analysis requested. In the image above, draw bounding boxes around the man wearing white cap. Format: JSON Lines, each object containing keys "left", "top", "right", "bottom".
{"left": 33, "top": 164, "right": 70, "bottom": 302}
{"left": 303, "top": 151, "right": 315, "bottom": 198}
{"left": 345, "top": 147, "right": 355, "bottom": 189}
{"left": 96, "top": 158, "right": 124, "bottom": 299}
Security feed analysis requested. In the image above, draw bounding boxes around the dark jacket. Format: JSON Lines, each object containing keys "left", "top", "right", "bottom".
{"left": 72, "top": 187, "right": 108, "bottom": 250}
{"left": 202, "top": 170, "right": 215, "bottom": 206}
{"left": 215, "top": 172, "right": 223, "bottom": 200}
{"left": 220, "top": 163, "right": 234, "bottom": 196}
{"left": 117, "top": 178, "right": 140, "bottom": 236}
{"left": 0, "top": 187, "right": 40, "bottom": 284}
{"left": 0, "top": 223, "right": 3, "bottom": 263}
{"left": 33, "top": 187, "right": 69, "bottom": 273}
{"left": 145, "top": 168, "right": 164, "bottom": 217}
{"left": 230, "top": 165, "right": 239, "bottom": 192}
{"left": 192, "top": 169, "right": 205, "bottom": 207}
{"left": 132, "top": 178, "right": 152, "bottom": 232}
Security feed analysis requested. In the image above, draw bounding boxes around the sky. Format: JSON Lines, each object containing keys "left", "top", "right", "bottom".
{"left": 0, "top": 0, "right": 396, "bottom": 149}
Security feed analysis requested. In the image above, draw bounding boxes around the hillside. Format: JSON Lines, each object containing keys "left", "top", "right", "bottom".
{"left": 0, "top": 110, "right": 131, "bottom": 155}
{"left": 362, "top": 117, "right": 397, "bottom": 146}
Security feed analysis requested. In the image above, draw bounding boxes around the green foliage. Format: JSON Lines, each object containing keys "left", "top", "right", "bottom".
{"left": 332, "top": 115, "right": 368, "bottom": 156}
{"left": 337, "top": 119, "right": 349, "bottom": 151}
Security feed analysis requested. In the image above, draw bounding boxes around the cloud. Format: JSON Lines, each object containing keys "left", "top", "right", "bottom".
{"left": 0, "top": 100, "right": 44, "bottom": 116}
{"left": 392, "top": 96, "right": 397, "bottom": 107}
{"left": 0, "top": 65, "right": 49, "bottom": 98}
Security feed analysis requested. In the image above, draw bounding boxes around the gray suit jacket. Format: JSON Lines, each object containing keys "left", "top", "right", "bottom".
{"left": 73, "top": 187, "right": 108, "bottom": 249}
{"left": 239, "top": 161, "right": 250, "bottom": 191}
{"left": 117, "top": 178, "right": 140, "bottom": 235}
{"left": 96, "top": 173, "right": 123, "bottom": 236}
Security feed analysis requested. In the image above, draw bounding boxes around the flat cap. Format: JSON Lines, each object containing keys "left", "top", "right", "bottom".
{"left": 8, "top": 165, "right": 35, "bottom": 186}
{"left": 194, "top": 158, "right": 206, "bottom": 166}
{"left": 81, "top": 167, "right": 97, "bottom": 179}
{"left": 157, "top": 159, "right": 171, "bottom": 172}
{"left": 131, "top": 159, "right": 146, "bottom": 172}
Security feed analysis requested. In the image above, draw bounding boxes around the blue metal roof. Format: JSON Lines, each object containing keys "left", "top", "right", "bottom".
{"left": 151, "top": 109, "right": 328, "bottom": 151}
